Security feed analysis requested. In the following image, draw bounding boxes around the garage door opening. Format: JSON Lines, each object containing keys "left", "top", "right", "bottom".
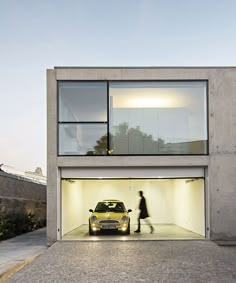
{"left": 61, "top": 178, "right": 205, "bottom": 240}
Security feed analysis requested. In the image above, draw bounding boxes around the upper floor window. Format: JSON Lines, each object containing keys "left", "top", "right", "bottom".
{"left": 109, "top": 81, "right": 207, "bottom": 155}
{"left": 58, "top": 82, "right": 107, "bottom": 155}
{"left": 58, "top": 81, "right": 208, "bottom": 156}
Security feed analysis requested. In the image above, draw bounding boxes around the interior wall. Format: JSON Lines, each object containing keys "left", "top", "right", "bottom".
{"left": 173, "top": 179, "right": 205, "bottom": 236}
{"left": 82, "top": 179, "right": 174, "bottom": 225}
{"left": 61, "top": 180, "right": 83, "bottom": 235}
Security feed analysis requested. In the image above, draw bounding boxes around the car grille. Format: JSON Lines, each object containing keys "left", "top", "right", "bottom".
{"left": 99, "top": 220, "right": 119, "bottom": 224}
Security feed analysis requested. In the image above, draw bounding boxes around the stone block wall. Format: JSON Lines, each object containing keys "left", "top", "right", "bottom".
{"left": 0, "top": 171, "right": 46, "bottom": 222}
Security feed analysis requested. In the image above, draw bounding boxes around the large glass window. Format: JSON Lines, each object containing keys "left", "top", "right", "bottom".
{"left": 58, "top": 81, "right": 208, "bottom": 155}
{"left": 109, "top": 81, "right": 207, "bottom": 155}
{"left": 58, "top": 82, "right": 107, "bottom": 155}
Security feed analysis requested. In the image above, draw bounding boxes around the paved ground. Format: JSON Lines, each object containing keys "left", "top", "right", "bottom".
{"left": 0, "top": 228, "right": 47, "bottom": 282}
{"left": 5, "top": 240, "right": 236, "bottom": 283}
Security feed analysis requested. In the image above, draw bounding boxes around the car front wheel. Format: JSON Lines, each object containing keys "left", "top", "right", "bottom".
{"left": 89, "top": 221, "right": 95, "bottom": 236}
{"left": 126, "top": 222, "right": 130, "bottom": 235}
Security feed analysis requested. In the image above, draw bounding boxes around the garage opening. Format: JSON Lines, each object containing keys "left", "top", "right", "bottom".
{"left": 61, "top": 178, "right": 205, "bottom": 240}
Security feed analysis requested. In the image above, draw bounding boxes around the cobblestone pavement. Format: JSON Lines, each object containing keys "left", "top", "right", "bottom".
{"left": 5, "top": 241, "right": 236, "bottom": 283}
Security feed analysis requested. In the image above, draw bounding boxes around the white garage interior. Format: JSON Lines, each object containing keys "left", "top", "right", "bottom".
{"left": 61, "top": 177, "right": 205, "bottom": 240}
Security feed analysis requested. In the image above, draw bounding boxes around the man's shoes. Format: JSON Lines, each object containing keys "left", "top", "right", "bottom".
{"left": 150, "top": 226, "right": 154, "bottom": 234}
{"left": 134, "top": 229, "right": 141, "bottom": 233}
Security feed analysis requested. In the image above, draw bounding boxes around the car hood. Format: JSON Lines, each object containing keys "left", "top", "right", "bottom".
{"left": 92, "top": 212, "right": 128, "bottom": 220}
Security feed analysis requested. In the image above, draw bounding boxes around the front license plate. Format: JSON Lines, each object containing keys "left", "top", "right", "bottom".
{"left": 102, "top": 225, "right": 115, "bottom": 229}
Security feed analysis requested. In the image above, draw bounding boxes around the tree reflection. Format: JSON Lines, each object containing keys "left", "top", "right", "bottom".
{"left": 86, "top": 122, "right": 206, "bottom": 155}
{"left": 86, "top": 123, "right": 165, "bottom": 155}
{"left": 112, "top": 123, "right": 165, "bottom": 154}
{"left": 86, "top": 134, "right": 108, "bottom": 155}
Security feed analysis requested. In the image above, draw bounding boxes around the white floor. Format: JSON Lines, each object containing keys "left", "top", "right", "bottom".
{"left": 62, "top": 224, "right": 205, "bottom": 241}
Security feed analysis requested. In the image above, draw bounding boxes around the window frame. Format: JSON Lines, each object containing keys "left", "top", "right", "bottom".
{"left": 57, "top": 80, "right": 209, "bottom": 156}
{"left": 57, "top": 80, "right": 109, "bottom": 156}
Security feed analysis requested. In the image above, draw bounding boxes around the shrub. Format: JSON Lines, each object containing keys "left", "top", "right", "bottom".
{"left": 0, "top": 212, "right": 46, "bottom": 241}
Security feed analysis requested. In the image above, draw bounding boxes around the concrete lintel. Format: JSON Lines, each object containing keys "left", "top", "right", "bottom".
{"left": 57, "top": 156, "right": 209, "bottom": 168}
{"left": 53, "top": 67, "right": 212, "bottom": 81}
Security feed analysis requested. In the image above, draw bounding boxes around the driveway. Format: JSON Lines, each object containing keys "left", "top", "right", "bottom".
{"left": 5, "top": 240, "right": 236, "bottom": 283}
{"left": 0, "top": 228, "right": 46, "bottom": 282}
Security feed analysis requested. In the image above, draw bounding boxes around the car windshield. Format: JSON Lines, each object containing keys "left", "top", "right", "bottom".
{"left": 95, "top": 202, "right": 126, "bottom": 213}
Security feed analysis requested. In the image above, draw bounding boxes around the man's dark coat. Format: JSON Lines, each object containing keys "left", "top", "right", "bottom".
{"left": 138, "top": 196, "right": 149, "bottom": 219}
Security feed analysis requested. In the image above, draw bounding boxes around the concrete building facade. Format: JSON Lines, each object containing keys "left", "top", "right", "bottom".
{"left": 47, "top": 67, "right": 236, "bottom": 245}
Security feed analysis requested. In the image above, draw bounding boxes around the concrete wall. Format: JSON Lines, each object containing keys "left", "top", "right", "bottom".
{"left": 0, "top": 171, "right": 46, "bottom": 221}
{"left": 47, "top": 67, "right": 236, "bottom": 243}
{"left": 47, "top": 69, "right": 58, "bottom": 245}
{"left": 207, "top": 70, "right": 236, "bottom": 241}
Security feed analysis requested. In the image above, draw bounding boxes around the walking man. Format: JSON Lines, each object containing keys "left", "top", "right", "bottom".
{"left": 134, "top": 191, "right": 154, "bottom": 233}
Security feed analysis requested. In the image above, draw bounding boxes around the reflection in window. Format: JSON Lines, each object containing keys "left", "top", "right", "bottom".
{"left": 59, "top": 82, "right": 107, "bottom": 122}
{"left": 109, "top": 81, "right": 207, "bottom": 155}
{"left": 59, "top": 124, "right": 107, "bottom": 155}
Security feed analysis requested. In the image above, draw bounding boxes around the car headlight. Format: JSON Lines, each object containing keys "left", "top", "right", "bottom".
{"left": 122, "top": 216, "right": 129, "bottom": 222}
{"left": 91, "top": 216, "right": 97, "bottom": 222}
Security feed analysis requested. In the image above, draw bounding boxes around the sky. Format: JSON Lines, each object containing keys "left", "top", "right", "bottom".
{"left": 1, "top": 0, "right": 236, "bottom": 175}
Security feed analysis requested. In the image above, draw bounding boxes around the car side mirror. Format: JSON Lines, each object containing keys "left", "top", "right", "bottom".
{"left": 89, "top": 209, "right": 93, "bottom": 213}
{"left": 128, "top": 209, "right": 132, "bottom": 213}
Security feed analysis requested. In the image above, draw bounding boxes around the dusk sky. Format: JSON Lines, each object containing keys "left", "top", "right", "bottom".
{"left": 1, "top": 0, "right": 236, "bottom": 175}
